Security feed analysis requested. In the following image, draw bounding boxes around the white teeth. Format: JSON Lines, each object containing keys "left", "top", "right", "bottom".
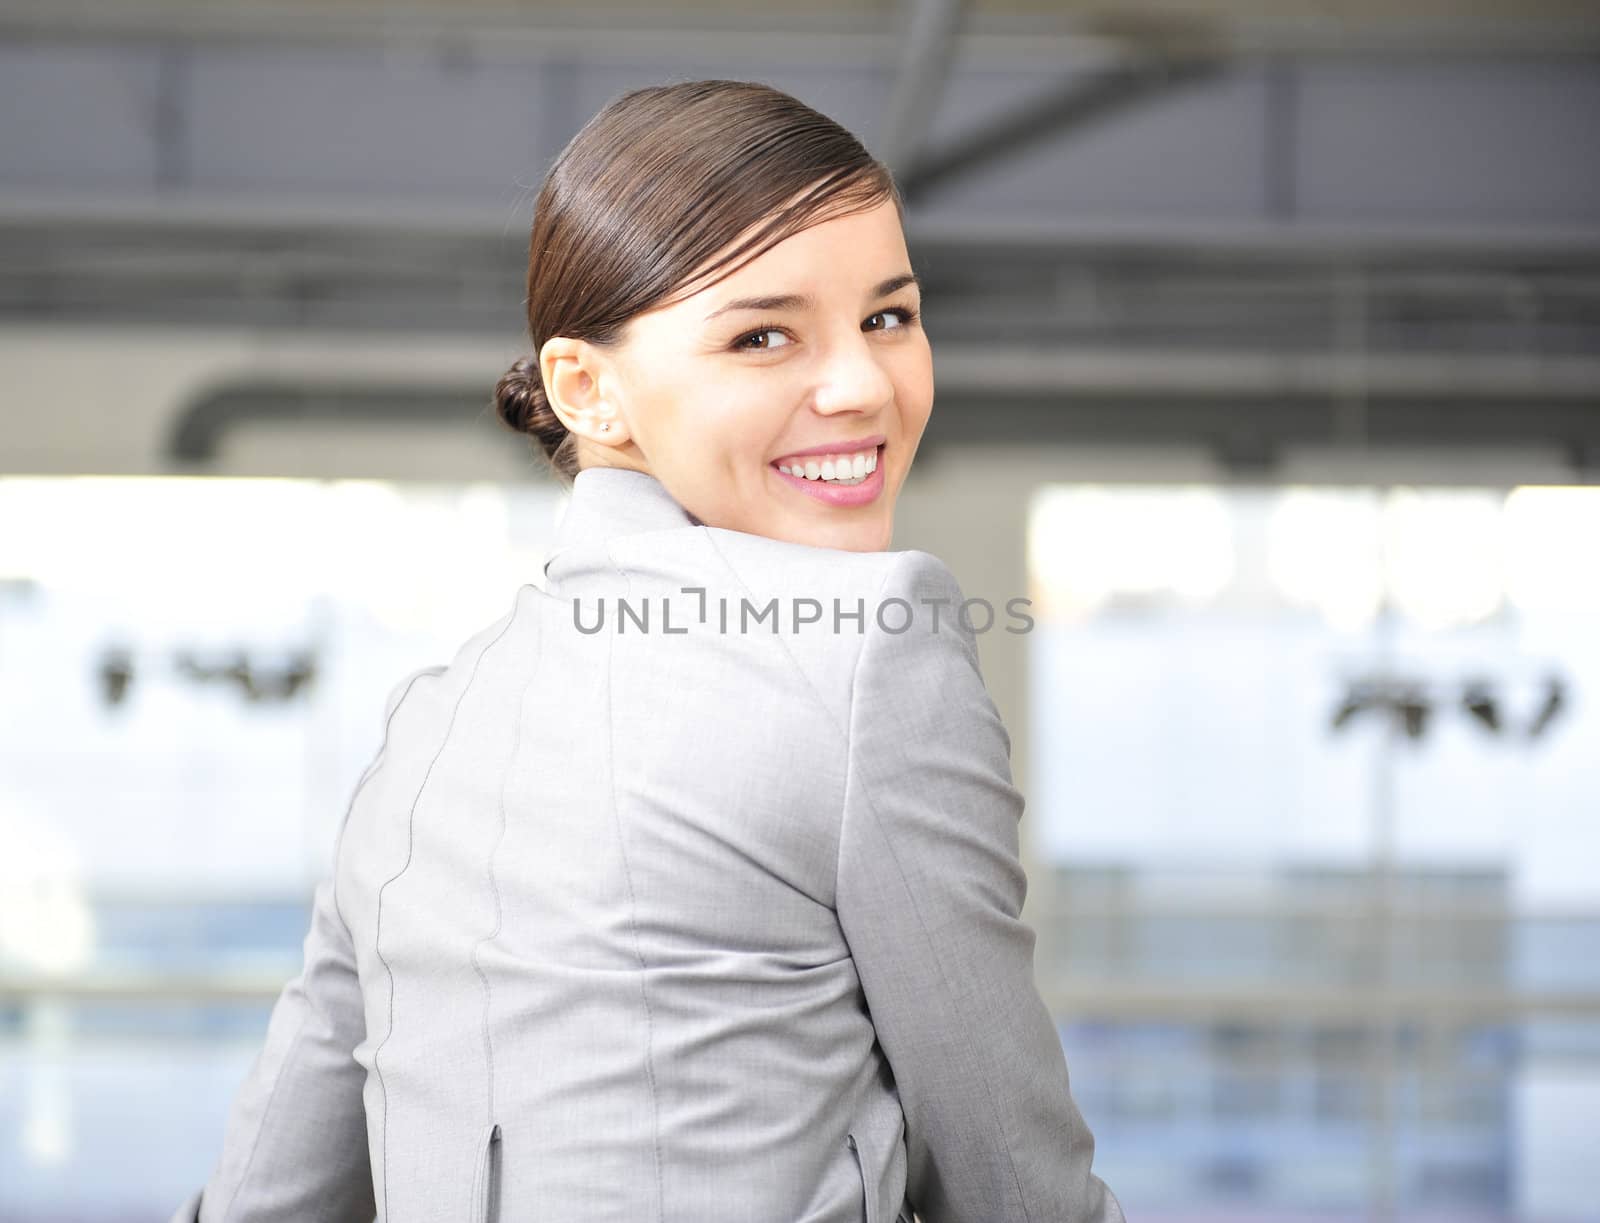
{"left": 776, "top": 447, "right": 880, "bottom": 483}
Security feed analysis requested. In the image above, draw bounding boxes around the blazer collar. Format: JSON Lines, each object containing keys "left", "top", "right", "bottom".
{"left": 543, "top": 466, "right": 700, "bottom": 579}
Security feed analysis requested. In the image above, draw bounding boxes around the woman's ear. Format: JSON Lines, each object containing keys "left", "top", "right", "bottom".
{"left": 539, "top": 335, "right": 629, "bottom": 445}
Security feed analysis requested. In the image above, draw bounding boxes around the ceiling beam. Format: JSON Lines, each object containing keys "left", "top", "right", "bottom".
{"left": 877, "top": 0, "right": 969, "bottom": 174}
{"left": 898, "top": 51, "right": 1226, "bottom": 202}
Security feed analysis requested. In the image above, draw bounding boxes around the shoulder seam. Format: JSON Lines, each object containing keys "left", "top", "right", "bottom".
{"left": 833, "top": 549, "right": 909, "bottom": 909}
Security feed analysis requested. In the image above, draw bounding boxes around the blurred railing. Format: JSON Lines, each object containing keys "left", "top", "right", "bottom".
{"left": 2, "top": 892, "right": 1595, "bottom": 1221}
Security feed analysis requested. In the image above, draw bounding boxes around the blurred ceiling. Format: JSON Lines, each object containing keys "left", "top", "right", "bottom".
{"left": 3, "top": 0, "right": 1599, "bottom": 50}
{"left": 1, "top": 0, "right": 1596, "bottom": 471}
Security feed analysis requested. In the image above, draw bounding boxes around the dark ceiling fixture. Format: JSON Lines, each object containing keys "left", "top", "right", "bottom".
{"left": 1330, "top": 672, "right": 1570, "bottom": 742}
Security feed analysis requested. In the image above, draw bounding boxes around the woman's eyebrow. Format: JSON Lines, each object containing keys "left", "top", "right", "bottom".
{"left": 702, "top": 272, "right": 921, "bottom": 322}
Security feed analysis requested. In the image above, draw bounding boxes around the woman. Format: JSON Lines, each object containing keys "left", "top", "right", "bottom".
{"left": 176, "top": 79, "right": 1122, "bottom": 1223}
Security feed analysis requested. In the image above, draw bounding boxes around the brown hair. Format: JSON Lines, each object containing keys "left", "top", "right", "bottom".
{"left": 493, "top": 78, "right": 903, "bottom": 484}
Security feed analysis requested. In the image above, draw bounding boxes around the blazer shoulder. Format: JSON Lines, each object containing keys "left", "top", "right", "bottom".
{"left": 378, "top": 583, "right": 539, "bottom": 728}
{"left": 689, "top": 537, "right": 980, "bottom": 666}
{"left": 850, "top": 548, "right": 1011, "bottom": 758}
{"left": 382, "top": 662, "right": 448, "bottom": 723}
{"left": 867, "top": 548, "right": 983, "bottom": 660}
{"left": 875, "top": 547, "right": 966, "bottom": 603}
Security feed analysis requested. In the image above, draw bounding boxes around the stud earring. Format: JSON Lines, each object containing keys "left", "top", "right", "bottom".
{"left": 599, "top": 422, "right": 612, "bottom": 433}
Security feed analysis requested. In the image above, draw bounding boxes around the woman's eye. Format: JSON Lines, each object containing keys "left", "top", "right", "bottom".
{"left": 865, "top": 306, "right": 919, "bottom": 332}
{"left": 735, "top": 328, "right": 791, "bottom": 351}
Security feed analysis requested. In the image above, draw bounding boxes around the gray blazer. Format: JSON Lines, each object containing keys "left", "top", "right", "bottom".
{"left": 174, "top": 466, "right": 1122, "bottom": 1223}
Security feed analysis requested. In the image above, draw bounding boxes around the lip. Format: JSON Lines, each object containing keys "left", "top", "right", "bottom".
{"left": 770, "top": 442, "right": 886, "bottom": 508}
{"left": 770, "top": 434, "right": 885, "bottom": 464}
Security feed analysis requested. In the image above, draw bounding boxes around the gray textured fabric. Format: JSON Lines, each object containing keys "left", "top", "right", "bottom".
{"left": 175, "top": 466, "right": 1123, "bottom": 1223}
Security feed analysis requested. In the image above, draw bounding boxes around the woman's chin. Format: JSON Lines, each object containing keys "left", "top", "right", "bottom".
{"left": 785, "top": 513, "right": 892, "bottom": 554}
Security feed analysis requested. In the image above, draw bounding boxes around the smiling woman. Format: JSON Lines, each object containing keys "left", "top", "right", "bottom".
{"left": 494, "top": 78, "right": 933, "bottom": 553}
{"left": 180, "top": 78, "right": 1122, "bottom": 1223}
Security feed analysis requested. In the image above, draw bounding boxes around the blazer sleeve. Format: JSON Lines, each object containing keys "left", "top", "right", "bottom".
{"left": 175, "top": 876, "right": 375, "bottom": 1223}
{"left": 170, "top": 668, "right": 442, "bottom": 1223}
{"left": 835, "top": 549, "right": 1124, "bottom": 1223}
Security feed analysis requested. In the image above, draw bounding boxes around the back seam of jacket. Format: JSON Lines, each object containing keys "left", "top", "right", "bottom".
{"left": 470, "top": 589, "right": 544, "bottom": 1128}
{"left": 370, "top": 608, "right": 523, "bottom": 1221}
{"left": 605, "top": 549, "right": 667, "bottom": 1222}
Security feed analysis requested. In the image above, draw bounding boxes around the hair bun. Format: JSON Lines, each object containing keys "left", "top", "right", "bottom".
{"left": 493, "top": 356, "right": 576, "bottom": 478}
{"left": 493, "top": 356, "right": 545, "bottom": 433}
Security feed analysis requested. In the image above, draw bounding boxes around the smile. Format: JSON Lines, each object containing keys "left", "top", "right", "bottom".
{"left": 774, "top": 446, "right": 878, "bottom": 485}
{"left": 770, "top": 443, "right": 886, "bottom": 507}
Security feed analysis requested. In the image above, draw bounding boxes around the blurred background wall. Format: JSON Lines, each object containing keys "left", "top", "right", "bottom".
{"left": 1, "top": 1, "right": 1597, "bottom": 1220}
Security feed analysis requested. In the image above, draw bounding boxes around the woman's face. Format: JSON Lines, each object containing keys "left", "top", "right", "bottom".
{"left": 547, "top": 196, "right": 933, "bottom": 553}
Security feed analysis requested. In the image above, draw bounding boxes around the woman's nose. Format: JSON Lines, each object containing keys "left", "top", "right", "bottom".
{"left": 812, "top": 332, "right": 895, "bottom": 416}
